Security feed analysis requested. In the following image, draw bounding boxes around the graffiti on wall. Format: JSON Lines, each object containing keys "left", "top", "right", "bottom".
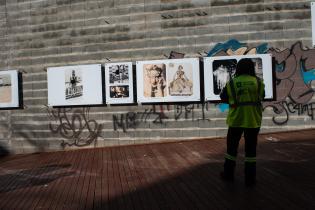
{"left": 47, "top": 40, "right": 315, "bottom": 146}
{"left": 208, "top": 39, "right": 315, "bottom": 125}
{"left": 47, "top": 107, "right": 102, "bottom": 147}
{"left": 265, "top": 42, "right": 315, "bottom": 124}
{"left": 112, "top": 103, "right": 211, "bottom": 133}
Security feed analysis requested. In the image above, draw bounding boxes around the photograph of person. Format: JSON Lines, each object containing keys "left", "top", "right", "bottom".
{"left": 251, "top": 58, "right": 263, "bottom": 79}
{"left": 65, "top": 69, "right": 83, "bottom": 100}
{"left": 168, "top": 63, "right": 193, "bottom": 96}
{"left": 110, "top": 85, "right": 129, "bottom": 98}
{"left": 212, "top": 59, "right": 237, "bottom": 95}
{"left": 0, "top": 74, "right": 12, "bottom": 103}
{"left": 143, "top": 64, "right": 167, "bottom": 98}
{"left": 109, "top": 64, "right": 129, "bottom": 84}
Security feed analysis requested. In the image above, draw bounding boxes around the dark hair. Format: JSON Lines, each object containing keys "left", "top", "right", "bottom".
{"left": 235, "top": 58, "right": 256, "bottom": 77}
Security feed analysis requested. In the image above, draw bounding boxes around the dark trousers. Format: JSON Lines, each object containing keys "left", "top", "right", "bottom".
{"left": 224, "top": 127, "right": 260, "bottom": 181}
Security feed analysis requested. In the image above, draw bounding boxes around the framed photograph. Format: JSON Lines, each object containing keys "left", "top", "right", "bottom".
{"left": 47, "top": 64, "right": 103, "bottom": 106}
{"left": 0, "top": 70, "right": 20, "bottom": 108}
{"left": 136, "top": 58, "right": 200, "bottom": 103}
{"left": 203, "top": 54, "right": 274, "bottom": 101}
{"left": 312, "top": 2, "right": 315, "bottom": 46}
{"left": 105, "top": 62, "right": 134, "bottom": 104}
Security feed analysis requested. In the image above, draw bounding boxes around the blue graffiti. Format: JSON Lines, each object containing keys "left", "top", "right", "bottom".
{"left": 301, "top": 61, "right": 315, "bottom": 84}
{"left": 255, "top": 43, "right": 268, "bottom": 54}
{"left": 207, "top": 39, "right": 268, "bottom": 57}
{"left": 207, "top": 39, "right": 246, "bottom": 57}
{"left": 218, "top": 103, "right": 229, "bottom": 112}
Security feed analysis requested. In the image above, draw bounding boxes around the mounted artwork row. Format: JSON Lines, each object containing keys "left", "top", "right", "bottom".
{"left": 0, "top": 70, "right": 22, "bottom": 109}
{"left": 46, "top": 54, "right": 274, "bottom": 107}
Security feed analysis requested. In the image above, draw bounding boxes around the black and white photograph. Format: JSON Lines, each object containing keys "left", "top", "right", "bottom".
{"left": 136, "top": 58, "right": 200, "bottom": 103}
{"left": 212, "top": 59, "right": 237, "bottom": 95}
{"left": 65, "top": 69, "right": 83, "bottom": 100}
{"left": 105, "top": 62, "right": 134, "bottom": 104}
{"left": 0, "top": 70, "right": 20, "bottom": 108}
{"left": 109, "top": 64, "right": 129, "bottom": 84}
{"left": 203, "top": 54, "right": 274, "bottom": 101}
{"left": 47, "top": 64, "right": 103, "bottom": 106}
{"left": 110, "top": 86, "right": 129, "bottom": 98}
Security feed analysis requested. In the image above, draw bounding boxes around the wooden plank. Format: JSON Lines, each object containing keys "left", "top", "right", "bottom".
{"left": 29, "top": 150, "right": 76, "bottom": 209}
{"left": 119, "top": 145, "right": 145, "bottom": 210}
{"left": 2, "top": 152, "right": 57, "bottom": 209}
{"left": 0, "top": 154, "right": 44, "bottom": 208}
{"left": 60, "top": 149, "right": 89, "bottom": 210}
{"left": 149, "top": 144, "right": 200, "bottom": 209}
{"left": 91, "top": 148, "right": 104, "bottom": 210}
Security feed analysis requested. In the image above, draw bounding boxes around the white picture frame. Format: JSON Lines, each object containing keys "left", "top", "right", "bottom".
{"left": 47, "top": 64, "right": 103, "bottom": 106}
{"left": 105, "top": 62, "right": 134, "bottom": 104}
{"left": 136, "top": 58, "right": 200, "bottom": 103}
{"left": 0, "top": 70, "right": 20, "bottom": 108}
{"left": 203, "top": 54, "right": 274, "bottom": 101}
{"left": 312, "top": 2, "right": 315, "bottom": 46}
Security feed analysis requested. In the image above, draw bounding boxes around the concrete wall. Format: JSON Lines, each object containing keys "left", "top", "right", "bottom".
{"left": 0, "top": 0, "right": 314, "bottom": 154}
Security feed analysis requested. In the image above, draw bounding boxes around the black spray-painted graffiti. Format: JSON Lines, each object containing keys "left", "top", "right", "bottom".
{"left": 47, "top": 107, "right": 102, "bottom": 147}
{"left": 112, "top": 103, "right": 211, "bottom": 132}
{"left": 112, "top": 106, "right": 168, "bottom": 132}
{"left": 47, "top": 40, "right": 315, "bottom": 145}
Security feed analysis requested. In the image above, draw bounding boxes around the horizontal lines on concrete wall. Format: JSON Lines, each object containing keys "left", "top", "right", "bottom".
{"left": 0, "top": 0, "right": 312, "bottom": 71}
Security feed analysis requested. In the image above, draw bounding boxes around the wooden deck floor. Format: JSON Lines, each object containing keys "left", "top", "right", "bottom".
{"left": 1, "top": 129, "right": 315, "bottom": 210}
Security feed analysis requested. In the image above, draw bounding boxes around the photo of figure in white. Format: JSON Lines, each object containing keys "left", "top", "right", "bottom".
{"left": 0, "top": 74, "right": 11, "bottom": 103}
{"left": 143, "top": 64, "right": 167, "bottom": 98}
{"left": 65, "top": 69, "right": 83, "bottom": 100}
{"left": 212, "top": 59, "right": 237, "bottom": 95}
{"left": 109, "top": 64, "right": 129, "bottom": 84}
{"left": 168, "top": 64, "right": 193, "bottom": 96}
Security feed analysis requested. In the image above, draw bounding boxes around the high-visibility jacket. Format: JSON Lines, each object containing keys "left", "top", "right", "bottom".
{"left": 220, "top": 75, "right": 265, "bottom": 128}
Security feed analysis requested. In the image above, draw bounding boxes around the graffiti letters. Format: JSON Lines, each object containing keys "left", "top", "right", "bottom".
{"left": 47, "top": 107, "right": 102, "bottom": 147}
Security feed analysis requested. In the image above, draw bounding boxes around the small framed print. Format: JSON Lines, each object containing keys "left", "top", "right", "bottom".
{"left": 203, "top": 54, "right": 274, "bottom": 102}
{"left": 136, "top": 58, "right": 200, "bottom": 103}
{"left": 47, "top": 64, "right": 103, "bottom": 106}
{"left": 105, "top": 62, "right": 134, "bottom": 104}
{"left": 0, "top": 70, "right": 20, "bottom": 109}
{"left": 312, "top": 2, "right": 315, "bottom": 46}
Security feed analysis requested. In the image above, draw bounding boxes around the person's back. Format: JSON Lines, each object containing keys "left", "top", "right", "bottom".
{"left": 225, "top": 74, "right": 264, "bottom": 128}
{"left": 219, "top": 58, "right": 265, "bottom": 187}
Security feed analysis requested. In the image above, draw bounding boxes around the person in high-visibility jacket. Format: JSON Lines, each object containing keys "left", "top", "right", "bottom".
{"left": 219, "top": 58, "right": 265, "bottom": 186}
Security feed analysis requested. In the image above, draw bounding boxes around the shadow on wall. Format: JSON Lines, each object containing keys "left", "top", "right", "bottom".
{"left": 0, "top": 144, "right": 9, "bottom": 157}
